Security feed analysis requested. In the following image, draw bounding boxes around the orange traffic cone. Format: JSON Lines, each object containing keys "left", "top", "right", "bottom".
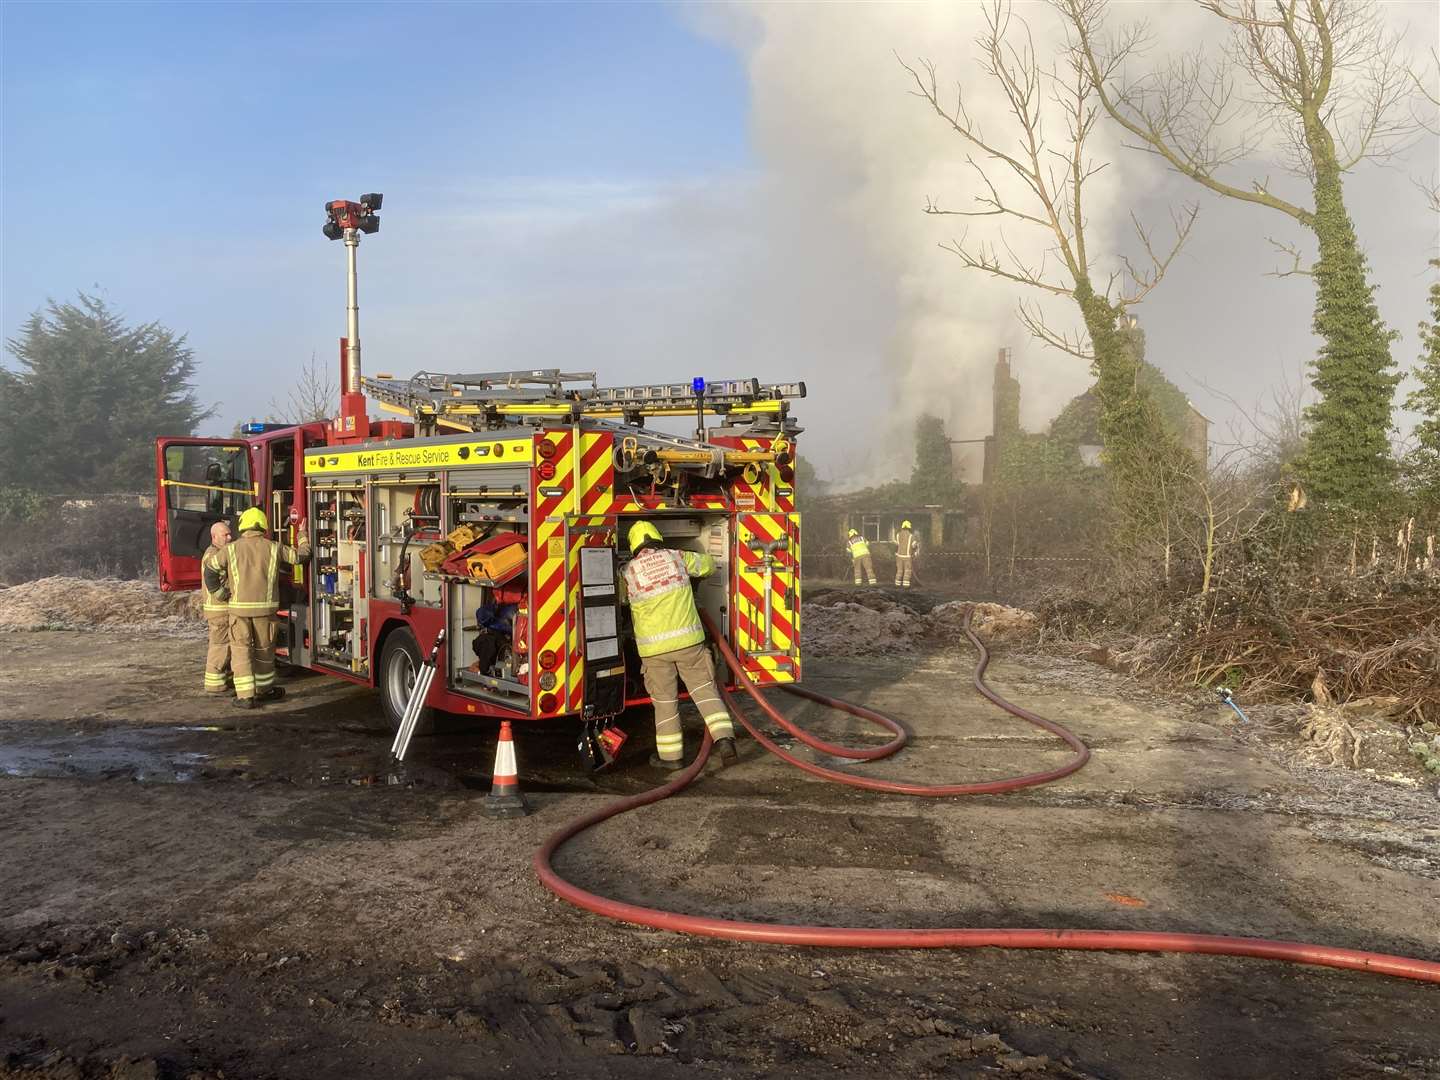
{"left": 484, "top": 720, "right": 530, "bottom": 819}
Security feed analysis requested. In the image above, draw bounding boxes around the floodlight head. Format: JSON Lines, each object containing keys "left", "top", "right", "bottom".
{"left": 322, "top": 220, "right": 343, "bottom": 241}
{"left": 360, "top": 192, "right": 383, "bottom": 211}
{"left": 359, "top": 216, "right": 380, "bottom": 235}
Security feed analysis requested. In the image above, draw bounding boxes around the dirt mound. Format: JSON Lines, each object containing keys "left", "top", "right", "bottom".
{"left": 931, "top": 600, "right": 1039, "bottom": 645}
{"left": 803, "top": 595, "right": 1037, "bottom": 658}
{"left": 0, "top": 576, "right": 203, "bottom": 635}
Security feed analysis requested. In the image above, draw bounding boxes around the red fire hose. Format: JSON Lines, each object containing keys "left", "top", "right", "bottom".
{"left": 534, "top": 606, "right": 1440, "bottom": 984}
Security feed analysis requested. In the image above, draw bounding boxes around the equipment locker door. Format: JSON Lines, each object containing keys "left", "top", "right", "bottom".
{"left": 154, "top": 437, "right": 255, "bottom": 591}
{"left": 732, "top": 512, "right": 801, "bottom": 685}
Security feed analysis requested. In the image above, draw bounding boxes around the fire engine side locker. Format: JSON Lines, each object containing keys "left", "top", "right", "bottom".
{"left": 732, "top": 512, "right": 801, "bottom": 685}
{"left": 566, "top": 516, "right": 626, "bottom": 719}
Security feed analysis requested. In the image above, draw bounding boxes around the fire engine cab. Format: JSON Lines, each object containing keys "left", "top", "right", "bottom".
{"left": 154, "top": 194, "right": 803, "bottom": 747}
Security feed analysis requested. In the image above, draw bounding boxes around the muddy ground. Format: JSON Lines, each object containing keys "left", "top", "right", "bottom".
{"left": 2, "top": 594, "right": 1438, "bottom": 1080}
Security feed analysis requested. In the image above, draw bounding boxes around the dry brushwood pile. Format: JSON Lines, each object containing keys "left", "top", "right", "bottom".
{"left": 0, "top": 576, "right": 203, "bottom": 635}
{"left": 802, "top": 589, "right": 1037, "bottom": 658}
{"left": 1043, "top": 576, "right": 1440, "bottom": 725}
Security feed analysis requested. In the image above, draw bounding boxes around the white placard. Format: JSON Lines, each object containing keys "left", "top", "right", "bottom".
{"left": 583, "top": 606, "right": 617, "bottom": 639}
{"left": 586, "top": 636, "right": 619, "bottom": 660}
{"left": 580, "top": 546, "right": 615, "bottom": 586}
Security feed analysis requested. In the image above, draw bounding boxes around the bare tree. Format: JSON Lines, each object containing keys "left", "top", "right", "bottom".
{"left": 1414, "top": 46, "right": 1440, "bottom": 213}
{"left": 268, "top": 352, "right": 337, "bottom": 424}
{"left": 1058, "top": 0, "right": 1417, "bottom": 241}
{"left": 902, "top": 1, "right": 1199, "bottom": 558}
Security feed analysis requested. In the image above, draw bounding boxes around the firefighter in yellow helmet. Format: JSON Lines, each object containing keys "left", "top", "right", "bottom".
{"left": 201, "top": 519, "right": 234, "bottom": 694}
{"left": 619, "top": 521, "right": 738, "bottom": 769}
{"left": 203, "top": 506, "right": 311, "bottom": 708}
{"left": 894, "top": 519, "right": 919, "bottom": 588}
{"left": 845, "top": 528, "right": 876, "bottom": 586}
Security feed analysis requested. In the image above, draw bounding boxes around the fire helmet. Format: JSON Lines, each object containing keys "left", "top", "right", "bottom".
{"left": 628, "top": 520, "right": 663, "bottom": 552}
{"left": 901, "top": 520, "right": 913, "bottom": 530}
{"left": 237, "top": 507, "right": 270, "bottom": 533}
{"left": 847, "top": 529, "right": 859, "bottom": 538}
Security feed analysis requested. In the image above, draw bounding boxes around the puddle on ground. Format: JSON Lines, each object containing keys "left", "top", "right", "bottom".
{"left": 0, "top": 716, "right": 666, "bottom": 796}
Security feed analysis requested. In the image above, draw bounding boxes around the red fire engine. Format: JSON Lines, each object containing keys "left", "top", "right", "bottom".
{"left": 154, "top": 194, "right": 804, "bottom": 750}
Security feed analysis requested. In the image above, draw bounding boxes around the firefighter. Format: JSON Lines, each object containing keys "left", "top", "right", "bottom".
{"left": 845, "top": 528, "right": 876, "bottom": 586}
{"left": 894, "top": 519, "right": 919, "bottom": 588}
{"left": 620, "top": 521, "right": 738, "bottom": 769}
{"left": 201, "top": 520, "right": 233, "bottom": 694}
{"left": 204, "top": 507, "right": 310, "bottom": 709}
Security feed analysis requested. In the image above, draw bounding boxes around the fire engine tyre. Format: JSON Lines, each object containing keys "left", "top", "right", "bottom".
{"left": 380, "top": 628, "right": 431, "bottom": 734}
{"left": 534, "top": 606, "right": 1440, "bottom": 985}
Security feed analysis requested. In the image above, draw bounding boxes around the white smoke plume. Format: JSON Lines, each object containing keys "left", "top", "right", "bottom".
{"left": 696, "top": 3, "right": 1194, "bottom": 486}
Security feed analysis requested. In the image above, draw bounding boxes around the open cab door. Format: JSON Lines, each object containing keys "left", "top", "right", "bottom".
{"left": 154, "top": 437, "right": 255, "bottom": 591}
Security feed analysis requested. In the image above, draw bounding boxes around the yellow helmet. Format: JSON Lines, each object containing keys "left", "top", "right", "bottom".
{"left": 237, "top": 506, "right": 269, "bottom": 533}
{"left": 901, "top": 520, "right": 913, "bottom": 530}
{"left": 627, "top": 520, "right": 663, "bottom": 552}
{"left": 847, "top": 529, "right": 859, "bottom": 538}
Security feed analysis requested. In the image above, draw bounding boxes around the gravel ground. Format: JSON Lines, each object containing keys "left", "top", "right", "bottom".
{"left": 1, "top": 600, "right": 1437, "bottom": 1079}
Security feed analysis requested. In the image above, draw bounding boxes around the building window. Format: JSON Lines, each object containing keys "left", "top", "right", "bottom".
{"left": 861, "top": 515, "right": 881, "bottom": 543}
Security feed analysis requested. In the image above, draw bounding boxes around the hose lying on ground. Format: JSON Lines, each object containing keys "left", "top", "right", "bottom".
{"left": 534, "top": 606, "right": 1440, "bottom": 984}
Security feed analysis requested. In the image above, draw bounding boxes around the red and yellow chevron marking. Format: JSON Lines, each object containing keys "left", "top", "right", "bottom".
{"left": 732, "top": 511, "right": 801, "bottom": 686}
{"left": 532, "top": 429, "right": 576, "bottom": 717}
{"left": 577, "top": 431, "right": 614, "bottom": 514}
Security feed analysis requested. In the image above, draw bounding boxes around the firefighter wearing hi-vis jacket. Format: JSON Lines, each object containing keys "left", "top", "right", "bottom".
{"left": 619, "top": 521, "right": 738, "bottom": 770}
{"left": 845, "top": 529, "right": 876, "bottom": 586}
{"left": 203, "top": 507, "right": 311, "bottom": 709}
{"left": 894, "top": 520, "right": 919, "bottom": 588}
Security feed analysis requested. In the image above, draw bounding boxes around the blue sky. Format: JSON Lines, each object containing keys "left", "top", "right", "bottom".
{"left": 2, "top": 2, "right": 761, "bottom": 432}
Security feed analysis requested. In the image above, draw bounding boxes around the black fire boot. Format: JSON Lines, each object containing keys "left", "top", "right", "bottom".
{"left": 713, "top": 737, "right": 739, "bottom": 765}
{"left": 648, "top": 753, "right": 685, "bottom": 771}
{"left": 231, "top": 697, "right": 259, "bottom": 710}
{"left": 259, "top": 686, "right": 286, "bottom": 702}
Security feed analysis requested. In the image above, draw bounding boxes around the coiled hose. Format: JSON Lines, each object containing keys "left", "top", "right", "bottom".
{"left": 534, "top": 606, "right": 1440, "bottom": 983}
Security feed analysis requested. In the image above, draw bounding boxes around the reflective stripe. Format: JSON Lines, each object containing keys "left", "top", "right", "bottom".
{"left": 703, "top": 715, "right": 734, "bottom": 736}
{"left": 255, "top": 673, "right": 275, "bottom": 687}
{"left": 655, "top": 734, "right": 685, "bottom": 748}
{"left": 636, "top": 622, "right": 702, "bottom": 647}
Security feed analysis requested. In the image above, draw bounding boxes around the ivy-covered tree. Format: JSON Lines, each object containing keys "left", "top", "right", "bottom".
{"left": 1403, "top": 263, "right": 1440, "bottom": 507}
{"left": 1297, "top": 210, "right": 1400, "bottom": 513}
{"left": 0, "top": 293, "right": 214, "bottom": 491}
{"left": 1063, "top": 0, "right": 1411, "bottom": 515}
{"left": 910, "top": 414, "right": 960, "bottom": 505}
{"left": 902, "top": 2, "right": 1197, "bottom": 554}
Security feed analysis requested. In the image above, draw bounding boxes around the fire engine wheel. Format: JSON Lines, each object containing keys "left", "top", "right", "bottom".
{"left": 380, "top": 628, "right": 430, "bottom": 734}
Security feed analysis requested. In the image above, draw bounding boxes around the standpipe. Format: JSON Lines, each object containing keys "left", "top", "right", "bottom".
{"left": 534, "top": 606, "right": 1440, "bottom": 984}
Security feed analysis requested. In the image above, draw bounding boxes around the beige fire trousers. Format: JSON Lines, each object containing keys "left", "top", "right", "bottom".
{"left": 229, "top": 614, "right": 278, "bottom": 700}
{"left": 640, "top": 643, "right": 735, "bottom": 762}
{"left": 895, "top": 555, "right": 914, "bottom": 587}
{"left": 851, "top": 554, "right": 876, "bottom": 585}
{"left": 204, "top": 612, "right": 231, "bottom": 693}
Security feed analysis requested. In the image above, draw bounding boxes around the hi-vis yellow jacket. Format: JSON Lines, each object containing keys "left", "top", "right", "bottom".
{"left": 620, "top": 546, "right": 715, "bottom": 658}
{"left": 846, "top": 535, "right": 871, "bottom": 559}
{"left": 200, "top": 543, "right": 231, "bottom": 615}
{"left": 204, "top": 528, "right": 311, "bottom": 618}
